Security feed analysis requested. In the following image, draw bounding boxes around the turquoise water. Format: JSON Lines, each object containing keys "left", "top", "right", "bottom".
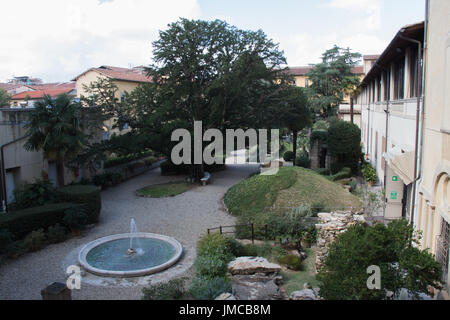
{"left": 86, "top": 238, "right": 176, "bottom": 272}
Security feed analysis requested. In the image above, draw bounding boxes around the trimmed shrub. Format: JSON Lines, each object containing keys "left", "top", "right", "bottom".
{"left": 47, "top": 224, "right": 67, "bottom": 244}
{"left": 142, "top": 278, "right": 186, "bottom": 300}
{"left": 0, "top": 229, "right": 14, "bottom": 254}
{"left": 329, "top": 167, "right": 352, "bottom": 181}
{"left": 23, "top": 229, "right": 46, "bottom": 252}
{"left": 63, "top": 207, "right": 88, "bottom": 230}
{"left": 283, "top": 151, "right": 294, "bottom": 162}
{"left": 313, "top": 168, "right": 331, "bottom": 176}
{"left": 189, "top": 276, "right": 232, "bottom": 300}
{"left": 0, "top": 203, "right": 83, "bottom": 239}
{"left": 279, "top": 254, "right": 302, "bottom": 271}
{"left": 328, "top": 120, "right": 361, "bottom": 173}
{"left": 296, "top": 151, "right": 311, "bottom": 168}
{"left": 58, "top": 185, "right": 101, "bottom": 224}
{"left": 10, "top": 179, "right": 58, "bottom": 210}
{"left": 104, "top": 150, "right": 154, "bottom": 168}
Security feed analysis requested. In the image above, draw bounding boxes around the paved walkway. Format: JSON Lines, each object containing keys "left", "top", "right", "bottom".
{"left": 0, "top": 151, "right": 258, "bottom": 300}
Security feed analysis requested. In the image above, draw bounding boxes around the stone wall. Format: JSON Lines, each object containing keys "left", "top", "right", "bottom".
{"left": 315, "top": 211, "right": 365, "bottom": 271}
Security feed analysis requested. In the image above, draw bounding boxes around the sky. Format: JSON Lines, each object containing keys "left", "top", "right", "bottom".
{"left": 0, "top": 0, "right": 425, "bottom": 83}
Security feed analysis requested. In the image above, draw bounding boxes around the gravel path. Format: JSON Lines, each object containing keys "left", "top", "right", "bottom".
{"left": 0, "top": 151, "right": 258, "bottom": 300}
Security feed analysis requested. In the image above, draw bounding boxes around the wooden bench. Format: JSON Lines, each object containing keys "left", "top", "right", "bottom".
{"left": 201, "top": 172, "right": 211, "bottom": 186}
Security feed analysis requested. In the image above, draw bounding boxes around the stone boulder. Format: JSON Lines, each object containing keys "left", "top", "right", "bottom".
{"left": 228, "top": 257, "right": 282, "bottom": 276}
{"left": 290, "top": 289, "right": 319, "bottom": 300}
{"left": 215, "top": 293, "right": 237, "bottom": 300}
{"left": 227, "top": 257, "right": 288, "bottom": 300}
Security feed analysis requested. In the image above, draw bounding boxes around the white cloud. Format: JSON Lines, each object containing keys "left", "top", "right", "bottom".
{"left": 0, "top": 0, "right": 201, "bottom": 82}
{"left": 276, "top": 32, "right": 388, "bottom": 66}
{"left": 326, "top": 0, "right": 383, "bottom": 31}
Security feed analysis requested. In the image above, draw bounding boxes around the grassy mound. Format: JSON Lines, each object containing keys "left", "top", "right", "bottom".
{"left": 224, "top": 167, "right": 361, "bottom": 230}
{"left": 136, "top": 182, "right": 190, "bottom": 198}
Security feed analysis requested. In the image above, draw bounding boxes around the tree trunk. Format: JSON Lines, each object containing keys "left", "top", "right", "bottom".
{"left": 56, "top": 159, "right": 65, "bottom": 188}
{"left": 292, "top": 130, "right": 298, "bottom": 167}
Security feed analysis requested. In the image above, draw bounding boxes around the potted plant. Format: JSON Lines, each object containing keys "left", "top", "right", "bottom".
{"left": 63, "top": 207, "right": 88, "bottom": 236}
{"left": 362, "top": 164, "right": 377, "bottom": 187}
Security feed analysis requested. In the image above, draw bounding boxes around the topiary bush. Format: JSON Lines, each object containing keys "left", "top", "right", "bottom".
{"left": 296, "top": 151, "right": 311, "bottom": 168}
{"left": 47, "top": 224, "right": 67, "bottom": 244}
{"left": 63, "top": 207, "right": 88, "bottom": 231}
{"left": 23, "top": 229, "right": 46, "bottom": 252}
{"left": 0, "top": 229, "right": 14, "bottom": 254}
{"left": 0, "top": 203, "right": 83, "bottom": 239}
{"left": 328, "top": 120, "right": 361, "bottom": 173}
{"left": 329, "top": 167, "right": 352, "bottom": 181}
{"left": 189, "top": 276, "right": 232, "bottom": 300}
{"left": 58, "top": 185, "right": 101, "bottom": 224}
{"left": 142, "top": 278, "right": 186, "bottom": 300}
{"left": 283, "top": 151, "right": 294, "bottom": 162}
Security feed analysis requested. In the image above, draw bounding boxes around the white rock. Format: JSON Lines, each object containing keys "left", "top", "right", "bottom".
{"left": 228, "top": 257, "right": 282, "bottom": 275}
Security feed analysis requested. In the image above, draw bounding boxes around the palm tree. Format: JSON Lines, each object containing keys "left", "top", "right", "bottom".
{"left": 24, "top": 94, "right": 87, "bottom": 187}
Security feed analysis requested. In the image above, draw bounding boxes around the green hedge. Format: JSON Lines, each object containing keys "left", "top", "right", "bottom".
{"left": 104, "top": 150, "right": 154, "bottom": 168}
{"left": 160, "top": 160, "right": 226, "bottom": 176}
{"left": 57, "top": 185, "right": 101, "bottom": 224}
{"left": 329, "top": 167, "right": 352, "bottom": 181}
{"left": 0, "top": 203, "right": 83, "bottom": 239}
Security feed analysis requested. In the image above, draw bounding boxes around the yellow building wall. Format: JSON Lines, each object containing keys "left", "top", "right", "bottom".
{"left": 415, "top": 0, "right": 450, "bottom": 289}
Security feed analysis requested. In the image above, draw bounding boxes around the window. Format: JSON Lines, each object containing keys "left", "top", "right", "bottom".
{"left": 383, "top": 69, "right": 391, "bottom": 101}
{"left": 393, "top": 57, "right": 405, "bottom": 100}
{"left": 409, "top": 47, "right": 419, "bottom": 98}
{"left": 376, "top": 76, "right": 382, "bottom": 102}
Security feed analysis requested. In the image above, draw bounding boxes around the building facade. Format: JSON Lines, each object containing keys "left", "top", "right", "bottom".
{"left": 415, "top": 0, "right": 450, "bottom": 290}
{"left": 355, "top": 22, "right": 424, "bottom": 222}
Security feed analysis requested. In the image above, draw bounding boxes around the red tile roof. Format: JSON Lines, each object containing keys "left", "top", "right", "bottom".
{"left": 11, "top": 88, "right": 76, "bottom": 100}
{"left": 72, "top": 65, "right": 152, "bottom": 83}
{"left": 0, "top": 83, "right": 34, "bottom": 91}
{"left": 30, "top": 82, "right": 75, "bottom": 90}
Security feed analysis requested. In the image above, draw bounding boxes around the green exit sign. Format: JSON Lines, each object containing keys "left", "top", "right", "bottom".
{"left": 392, "top": 176, "right": 398, "bottom": 182}
{"left": 391, "top": 191, "right": 398, "bottom": 200}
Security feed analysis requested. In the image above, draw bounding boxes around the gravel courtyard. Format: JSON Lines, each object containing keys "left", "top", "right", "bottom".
{"left": 0, "top": 152, "right": 258, "bottom": 300}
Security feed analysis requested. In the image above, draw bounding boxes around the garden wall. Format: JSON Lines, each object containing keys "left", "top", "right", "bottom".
{"left": 315, "top": 211, "right": 365, "bottom": 271}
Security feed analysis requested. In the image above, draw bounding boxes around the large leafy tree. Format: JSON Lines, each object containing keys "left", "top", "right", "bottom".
{"left": 0, "top": 88, "right": 11, "bottom": 107}
{"left": 306, "top": 45, "right": 361, "bottom": 119}
{"left": 24, "top": 94, "right": 92, "bottom": 187}
{"left": 317, "top": 220, "right": 443, "bottom": 300}
{"left": 279, "top": 86, "right": 311, "bottom": 166}
{"left": 109, "top": 19, "right": 289, "bottom": 181}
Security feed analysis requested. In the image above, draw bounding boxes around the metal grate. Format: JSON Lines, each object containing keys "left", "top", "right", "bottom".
{"left": 436, "top": 218, "right": 450, "bottom": 283}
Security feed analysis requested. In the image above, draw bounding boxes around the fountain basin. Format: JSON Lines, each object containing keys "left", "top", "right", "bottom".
{"left": 78, "top": 233, "right": 183, "bottom": 277}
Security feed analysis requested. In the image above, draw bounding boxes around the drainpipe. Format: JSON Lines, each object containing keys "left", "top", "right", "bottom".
{"left": 1, "top": 135, "right": 30, "bottom": 213}
{"left": 397, "top": 32, "right": 424, "bottom": 225}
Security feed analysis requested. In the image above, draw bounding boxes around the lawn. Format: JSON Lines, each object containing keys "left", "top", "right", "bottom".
{"left": 224, "top": 166, "right": 362, "bottom": 225}
{"left": 136, "top": 182, "right": 190, "bottom": 198}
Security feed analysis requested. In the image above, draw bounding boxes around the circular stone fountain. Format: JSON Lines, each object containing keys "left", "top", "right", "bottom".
{"left": 78, "top": 220, "right": 183, "bottom": 277}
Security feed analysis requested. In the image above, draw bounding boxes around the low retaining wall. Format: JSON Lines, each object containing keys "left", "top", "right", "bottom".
{"left": 315, "top": 211, "right": 365, "bottom": 272}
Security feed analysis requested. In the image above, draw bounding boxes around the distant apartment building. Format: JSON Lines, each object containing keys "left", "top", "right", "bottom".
{"left": 73, "top": 65, "right": 152, "bottom": 138}
{"left": 284, "top": 64, "right": 365, "bottom": 127}
{"left": 10, "top": 83, "right": 76, "bottom": 108}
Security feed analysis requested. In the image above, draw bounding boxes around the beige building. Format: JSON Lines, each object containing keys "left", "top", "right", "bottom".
{"left": 73, "top": 65, "right": 152, "bottom": 137}
{"left": 415, "top": 0, "right": 450, "bottom": 291}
